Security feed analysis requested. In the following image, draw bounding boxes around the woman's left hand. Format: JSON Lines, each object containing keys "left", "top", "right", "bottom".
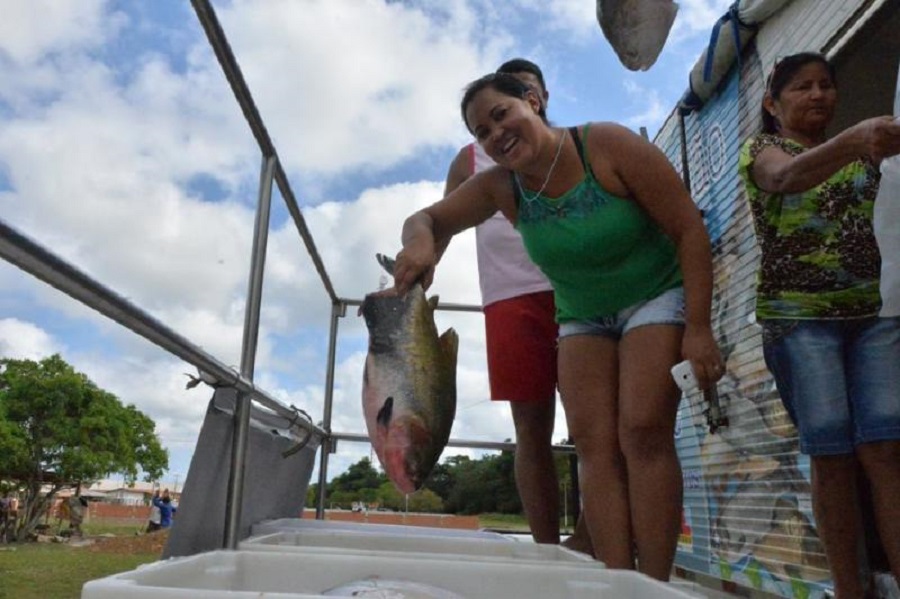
{"left": 681, "top": 324, "right": 724, "bottom": 391}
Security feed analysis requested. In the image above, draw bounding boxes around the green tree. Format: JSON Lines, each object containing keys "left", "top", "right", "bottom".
{"left": 0, "top": 355, "right": 168, "bottom": 540}
{"left": 330, "top": 457, "right": 384, "bottom": 494}
{"left": 406, "top": 488, "right": 443, "bottom": 513}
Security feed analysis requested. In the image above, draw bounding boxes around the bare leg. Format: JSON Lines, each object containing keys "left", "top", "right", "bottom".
{"left": 510, "top": 399, "right": 559, "bottom": 544}
{"left": 618, "top": 324, "right": 683, "bottom": 581}
{"left": 811, "top": 454, "right": 865, "bottom": 598}
{"left": 558, "top": 335, "right": 633, "bottom": 568}
{"left": 856, "top": 440, "right": 900, "bottom": 583}
{"left": 561, "top": 511, "right": 595, "bottom": 557}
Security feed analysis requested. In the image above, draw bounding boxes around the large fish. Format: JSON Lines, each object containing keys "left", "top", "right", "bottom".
{"left": 597, "top": 0, "right": 679, "bottom": 71}
{"left": 361, "top": 254, "right": 458, "bottom": 494}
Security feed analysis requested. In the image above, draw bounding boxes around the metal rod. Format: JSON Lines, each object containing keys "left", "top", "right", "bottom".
{"left": 678, "top": 111, "right": 693, "bottom": 194}
{"left": 240, "top": 154, "right": 276, "bottom": 380}
{"left": 340, "top": 298, "right": 483, "bottom": 314}
{"left": 224, "top": 155, "right": 276, "bottom": 549}
{"left": 331, "top": 431, "right": 576, "bottom": 454}
{"left": 190, "top": 0, "right": 338, "bottom": 304}
{"left": 316, "top": 301, "right": 345, "bottom": 518}
{"left": 0, "top": 218, "right": 323, "bottom": 438}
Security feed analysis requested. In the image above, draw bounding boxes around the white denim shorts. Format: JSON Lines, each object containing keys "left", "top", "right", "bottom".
{"left": 558, "top": 286, "right": 685, "bottom": 340}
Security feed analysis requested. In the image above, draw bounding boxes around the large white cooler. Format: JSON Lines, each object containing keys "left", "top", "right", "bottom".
{"left": 251, "top": 517, "right": 509, "bottom": 540}
{"left": 81, "top": 550, "right": 706, "bottom": 598}
{"left": 240, "top": 529, "right": 595, "bottom": 564}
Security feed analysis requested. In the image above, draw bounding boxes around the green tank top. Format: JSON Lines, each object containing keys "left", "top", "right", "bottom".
{"left": 515, "top": 124, "right": 682, "bottom": 322}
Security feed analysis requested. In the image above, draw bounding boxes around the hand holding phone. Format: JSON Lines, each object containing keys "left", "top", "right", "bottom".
{"left": 670, "top": 359, "right": 699, "bottom": 392}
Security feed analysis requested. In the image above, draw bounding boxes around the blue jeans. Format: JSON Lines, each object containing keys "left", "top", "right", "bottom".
{"left": 762, "top": 317, "right": 900, "bottom": 455}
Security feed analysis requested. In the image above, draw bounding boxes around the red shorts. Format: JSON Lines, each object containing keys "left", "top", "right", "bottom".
{"left": 483, "top": 291, "right": 558, "bottom": 402}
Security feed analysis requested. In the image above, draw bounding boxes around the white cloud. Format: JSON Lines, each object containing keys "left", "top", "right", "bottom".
{"left": 0, "top": 318, "right": 62, "bottom": 359}
{"left": 0, "top": 0, "right": 121, "bottom": 65}
{"left": 622, "top": 79, "right": 669, "bottom": 130}
{"left": 218, "top": 0, "right": 513, "bottom": 176}
{"left": 671, "top": 0, "right": 734, "bottom": 41}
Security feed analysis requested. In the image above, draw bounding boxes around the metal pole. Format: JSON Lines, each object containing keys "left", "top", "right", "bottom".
{"left": 0, "top": 219, "right": 323, "bottom": 437}
{"left": 224, "top": 155, "right": 276, "bottom": 549}
{"left": 316, "top": 301, "right": 345, "bottom": 519}
{"left": 678, "top": 111, "right": 693, "bottom": 194}
{"left": 190, "top": 0, "right": 339, "bottom": 304}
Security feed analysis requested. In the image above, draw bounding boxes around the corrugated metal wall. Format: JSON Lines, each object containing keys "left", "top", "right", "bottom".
{"left": 656, "top": 1, "right": 891, "bottom": 597}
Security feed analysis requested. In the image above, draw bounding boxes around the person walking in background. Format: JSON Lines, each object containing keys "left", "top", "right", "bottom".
{"left": 153, "top": 488, "right": 177, "bottom": 529}
{"left": 442, "top": 58, "right": 590, "bottom": 553}
{"left": 392, "top": 72, "right": 722, "bottom": 579}
{"left": 739, "top": 51, "right": 900, "bottom": 597}
{"left": 146, "top": 490, "right": 162, "bottom": 533}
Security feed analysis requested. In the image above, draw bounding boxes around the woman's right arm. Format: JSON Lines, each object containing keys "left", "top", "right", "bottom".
{"left": 394, "top": 168, "right": 504, "bottom": 294}
{"left": 753, "top": 116, "right": 900, "bottom": 193}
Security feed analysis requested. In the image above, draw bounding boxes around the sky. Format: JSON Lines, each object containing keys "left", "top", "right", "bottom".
{"left": 0, "top": 0, "right": 734, "bottom": 487}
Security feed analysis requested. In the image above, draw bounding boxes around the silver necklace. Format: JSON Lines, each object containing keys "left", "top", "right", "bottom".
{"left": 514, "top": 128, "right": 567, "bottom": 203}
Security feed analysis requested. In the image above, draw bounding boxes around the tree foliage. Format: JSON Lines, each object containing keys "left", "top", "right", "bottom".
{"left": 308, "top": 440, "right": 577, "bottom": 520}
{"left": 0, "top": 355, "right": 169, "bottom": 539}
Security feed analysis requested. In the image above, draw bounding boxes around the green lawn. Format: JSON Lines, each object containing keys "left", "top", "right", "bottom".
{"left": 477, "top": 512, "right": 577, "bottom": 535}
{"left": 0, "top": 543, "right": 157, "bottom": 599}
{"left": 0, "top": 521, "right": 160, "bottom": 599}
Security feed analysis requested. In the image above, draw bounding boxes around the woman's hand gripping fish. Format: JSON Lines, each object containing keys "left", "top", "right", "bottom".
{"left": 360, "top": 254, "right": 458, "bottom": 494}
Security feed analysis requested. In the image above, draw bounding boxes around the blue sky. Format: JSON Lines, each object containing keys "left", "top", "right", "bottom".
{"left": 0, "top": 0, "right": 733, "bottom": 484}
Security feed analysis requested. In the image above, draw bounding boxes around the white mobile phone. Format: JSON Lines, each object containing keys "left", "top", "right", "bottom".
{"left": 670, "top": 360, "right": 699, "bottom": 392}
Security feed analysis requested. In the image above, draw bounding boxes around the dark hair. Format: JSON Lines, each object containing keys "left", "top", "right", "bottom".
{"left": 460, "top": 72, "right": 548, "bottom": 133}
{"left": 496, "top": 58, "right": 546, "bottom": 94}
{"left": 762, "top": 52, "right": 836, "bottom": 134}
{"left": 163, "top": 496, "right": 171, "bottom": 504}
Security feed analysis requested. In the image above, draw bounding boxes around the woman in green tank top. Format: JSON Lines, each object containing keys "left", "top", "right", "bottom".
{"left": 391, "top": 73, "right": 723, "bottom": 580}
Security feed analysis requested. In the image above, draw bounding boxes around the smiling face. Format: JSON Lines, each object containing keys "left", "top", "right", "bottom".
{"left": 765, "top": 61, "right": 837, "bottom": 144}
{"left": 464, "top": 84, "right": 545, "bottom": 170}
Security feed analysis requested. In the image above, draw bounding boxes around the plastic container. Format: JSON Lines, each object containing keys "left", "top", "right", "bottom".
{"left": 240, "top": 530, "right": 594, "bottom": 564}
{"left": 251, "top": 517, "right": 509, "bottom": 540}
{"left": 81, "top": 550, "right": 706, "bottom": 598}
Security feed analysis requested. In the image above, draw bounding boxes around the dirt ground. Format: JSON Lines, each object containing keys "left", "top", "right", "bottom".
{"left": 86, "top": 529, "right": 169, "bottom": 556}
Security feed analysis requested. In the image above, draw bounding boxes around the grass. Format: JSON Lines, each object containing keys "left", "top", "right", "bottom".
{"left": 0, "top": 520, "right": 159, "bottom": 599}
{"left": 478, "top": 513, "right": 578, "bottom": 535}
{"left": 0, "top": 543, "right": 157, "bottom": 599}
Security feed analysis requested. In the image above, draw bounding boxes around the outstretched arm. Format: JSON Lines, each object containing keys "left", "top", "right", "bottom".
{"left": 395, "top": 168, "right": 505, "bottom": 295}
{"left": 752, "top": 116, "right": 900, "bottom": 193}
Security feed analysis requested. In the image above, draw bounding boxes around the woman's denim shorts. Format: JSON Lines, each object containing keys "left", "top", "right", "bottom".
{"left": 762, "top": 316, "right": 900, "bottom": 456}
{"left": 558, "top": 287, "right": 685, "bottom": 340}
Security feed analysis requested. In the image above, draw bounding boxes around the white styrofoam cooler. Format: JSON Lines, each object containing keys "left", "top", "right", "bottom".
{"left": 251, "top": 517, "right": 509, "bottom": 540}
{"left": 239, "top": 529, "right": 594, "bottom": 564}
{"left": 81, "top": 550, "right": 706, "bottom": 599}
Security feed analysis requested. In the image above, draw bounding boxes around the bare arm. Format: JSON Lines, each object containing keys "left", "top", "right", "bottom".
{"left": 395, "top": 169, "right": 504, "bottom": 295}
{"left": 752, "top": 116, "right": 900, "bottom": 193}
{"left": 588, "top": 122, "right": 722, "bottom": 388}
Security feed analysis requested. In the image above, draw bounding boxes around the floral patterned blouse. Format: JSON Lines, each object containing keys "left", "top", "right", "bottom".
{"left": 739, "top": 133, "right": 882, "bottom": 319}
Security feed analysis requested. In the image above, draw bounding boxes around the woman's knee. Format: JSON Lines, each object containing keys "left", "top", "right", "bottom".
{"left": 618, "top": 421, "right": 675, "bottom": 462}
{"left": 856, "top": 440, "right": 900, "bottom": 474}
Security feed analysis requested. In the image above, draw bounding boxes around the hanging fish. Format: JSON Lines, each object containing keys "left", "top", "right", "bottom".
{"left": 361, "top": 254, "right": 458, "bottom": 494}
{"left": 597, "top": 0, "right": 679, "bottom": 71}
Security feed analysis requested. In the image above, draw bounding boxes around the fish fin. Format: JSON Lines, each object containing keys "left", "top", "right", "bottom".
{"left": 427, "top": 295, "right": 439, "bottom": 311}
{"left": 376, "top": 253, "right": 396, "bottom": 275}
{"left": 439, "top": 328, "right": 459, "bottom": 364}
{"left": 376, "top": 396, "right": 394, "bottom": 428}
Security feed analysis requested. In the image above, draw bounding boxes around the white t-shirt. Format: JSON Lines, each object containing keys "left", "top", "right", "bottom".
{"left": 471, "top": 143, "right": 552, "bottom": 307}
